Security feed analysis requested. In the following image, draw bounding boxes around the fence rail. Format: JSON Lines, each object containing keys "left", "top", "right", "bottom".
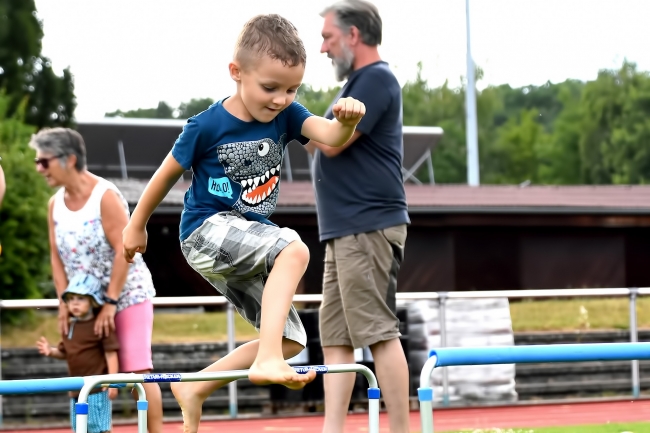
{"left": 1, "top": 287, "right": 649, "bottom": 424}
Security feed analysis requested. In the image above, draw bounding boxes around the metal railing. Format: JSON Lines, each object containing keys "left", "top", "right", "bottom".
{"left": 1, "top": 287, "right": 648, "bottom": 425}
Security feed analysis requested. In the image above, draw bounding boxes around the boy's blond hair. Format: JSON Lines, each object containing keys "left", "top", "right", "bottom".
{"left": 234, "top": 14, "right": 307, "bottom": 70}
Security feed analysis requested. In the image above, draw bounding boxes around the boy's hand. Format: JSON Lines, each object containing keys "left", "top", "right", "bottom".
{"left": 122, "top": 222, "right": 148, "bottom": 263}
{"left": 36, "top": 336, "right": 51, "bottom": 357}
{"left": 332, "top": 97, "right": 366, "bottom": 127}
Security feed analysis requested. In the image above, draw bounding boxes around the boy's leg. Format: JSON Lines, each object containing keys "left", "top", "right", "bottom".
{"left": 177, "top": 213, "right": 315, "bottom": 433}
{"left": 249, "top": 240, "right": 316, "bottom": 387}
{"left": 171, "top": 338, "right": 303, "bottom": 433}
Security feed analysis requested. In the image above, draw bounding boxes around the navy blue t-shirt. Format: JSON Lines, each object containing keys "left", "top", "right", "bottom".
{"left": 312, "top": 61, "right": 410, "bottom": 241}
{"left": 172, "top": 98, "right": 313, "bottom": 241}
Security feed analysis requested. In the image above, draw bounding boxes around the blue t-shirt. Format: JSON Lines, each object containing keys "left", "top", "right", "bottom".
{"left": 172, "top": 98, "right": 313, "bottom": 241}
{"left": 312, "top": 61, "right": 410, "bottom": 242}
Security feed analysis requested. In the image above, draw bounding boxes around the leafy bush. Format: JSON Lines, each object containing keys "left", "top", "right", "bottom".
{"left": 0, "top": 95, "right": 53, "bottom": 324}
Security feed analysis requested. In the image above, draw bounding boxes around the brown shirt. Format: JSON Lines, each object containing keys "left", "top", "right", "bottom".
{"left": 57, "top": 317, "right": 120, "bottom": 397}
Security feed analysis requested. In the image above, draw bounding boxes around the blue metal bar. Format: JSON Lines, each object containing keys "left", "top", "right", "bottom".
{"left": 0, "top": 377, "right": 85, "bottom": 394}
{"left": 429, "top": 342, "right": 650, "bottom": 367}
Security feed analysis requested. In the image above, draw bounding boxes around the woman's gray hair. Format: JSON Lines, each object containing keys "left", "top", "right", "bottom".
{"left": 29, "top": 128, "right": 87, "bottom": 171}
{"left": 321, "top": 0, "right": 382, "bottom": 46}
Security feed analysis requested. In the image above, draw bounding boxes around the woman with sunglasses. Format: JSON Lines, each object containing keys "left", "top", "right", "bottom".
{"left": 30, "top": 128, "right": 163, "bottom": 433}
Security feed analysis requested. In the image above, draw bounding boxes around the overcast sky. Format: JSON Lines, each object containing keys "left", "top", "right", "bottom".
{"left": 34, "top": 0, "right": 650, "bottom": 120}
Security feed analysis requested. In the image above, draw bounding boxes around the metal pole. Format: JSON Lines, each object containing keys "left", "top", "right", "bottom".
{"left": 227, "top": 303, "right": 238, "bottom": 418}
{"left": 133, "top": 383, "right": 148, "bottom": 433}
{"left": 630, "top": 287, "right": 640, "bottom": 399}
{"left": 418, "top": 355, "right": 438, "bottom": 433}
{"left": 117, "top": 140, "right": 128, "bottom": 179}
{"left": 465, "top": 0, "right": 479, "bottom": 186}
{"left": 427, "top": 152, "right": 435, "bottom": 185}
{"left": 439, "top": 292, "right": 449, "bottom": 407}
{"left": 283, "top": 146, "right": 293, "bottom": 182}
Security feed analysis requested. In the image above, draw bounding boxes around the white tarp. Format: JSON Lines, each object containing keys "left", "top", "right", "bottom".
{"left": 407, "top": 298, "right": 518, "bottom": 404}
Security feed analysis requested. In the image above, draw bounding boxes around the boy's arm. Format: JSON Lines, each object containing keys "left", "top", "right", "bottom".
{"left": 300, "top": 97, "right": 365, "bottom": 148}
{"left": 104, "top": 350, "right": 119, "bottom": 399}
{"left": 49, "top": 340, "right": 67, "bottom": 360}
{"left": 105, "top": 350, "right": 118, "bottom": 374}
{"left": 123, "top": 153, "right": 186, "bottom": 262}
{"left": 305, "top": 132, "right": 362, "bottom": 158}
{"left": 48, "top": 347, "right": 66, "bottom": 360}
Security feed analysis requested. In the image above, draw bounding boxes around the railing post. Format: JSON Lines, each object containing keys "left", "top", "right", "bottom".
{"left": 226, "top": 303, "right": 238, "bottom": 418}
{"left": 629, "top": 287, "right": 640, "bottom": 399}
{"left": 438, "top": 292, "right": 449, "bottom": 407}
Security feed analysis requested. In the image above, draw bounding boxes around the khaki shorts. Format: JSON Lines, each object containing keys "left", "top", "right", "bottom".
{"left": 319, "top": 224, "right": 407, "bottom": 349}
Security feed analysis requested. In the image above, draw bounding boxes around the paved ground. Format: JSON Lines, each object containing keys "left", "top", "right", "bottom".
{"left": 3, "top": 400, "right": 650, "bottom": 432}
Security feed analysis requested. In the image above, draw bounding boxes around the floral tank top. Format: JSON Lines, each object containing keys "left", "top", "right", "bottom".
{"left": 53, "top": 178, "right": 156, "bottom": 312}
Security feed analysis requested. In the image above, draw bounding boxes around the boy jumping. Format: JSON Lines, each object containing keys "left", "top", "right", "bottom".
{"left": 122, "top": 14, "right": 365, "bottom": 433}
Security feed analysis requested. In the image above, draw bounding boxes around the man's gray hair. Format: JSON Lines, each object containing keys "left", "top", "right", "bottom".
{"left": 29, "top": 128, "right": 87, "bottom": 171}
{"left": 321, "top": 0, "right": 382, "bottom": 46}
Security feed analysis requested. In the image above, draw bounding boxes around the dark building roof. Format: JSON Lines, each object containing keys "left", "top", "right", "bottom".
{"left": 110, "top": 178, "right": 650, "bottom": 215}
{"left": 77, "top": 118, "right": 443, "bottom": 183}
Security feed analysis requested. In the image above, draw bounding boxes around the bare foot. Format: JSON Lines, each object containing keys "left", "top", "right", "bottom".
{"left": 249, "top": 359, "right": 317, "bottom": 390}
{"left": 170, "top": 382, "right": 204, "bottom": 433}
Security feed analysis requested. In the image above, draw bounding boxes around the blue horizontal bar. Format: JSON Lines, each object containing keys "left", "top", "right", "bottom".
{"left": 0, "top": 377, "right": 85, "bottom": 395}
{"left": 430, "top": 343, "right": 650, "bottom": 367}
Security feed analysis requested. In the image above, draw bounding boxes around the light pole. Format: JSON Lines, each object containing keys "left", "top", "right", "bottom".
{"left": 465, "top": 0, "right": 480, "bottom": 186}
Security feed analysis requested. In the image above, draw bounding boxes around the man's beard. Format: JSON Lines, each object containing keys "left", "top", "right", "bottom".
{"left": 332, "top": 42, "right": 355, "bottom": 81}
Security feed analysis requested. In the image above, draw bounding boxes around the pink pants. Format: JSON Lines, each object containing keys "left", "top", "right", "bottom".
{"left": 114, "top": 300, "right": 154, "bottom": 372}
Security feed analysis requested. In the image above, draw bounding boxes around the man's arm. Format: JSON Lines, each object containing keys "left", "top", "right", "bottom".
{"left": 306, "top": 131, "right": 362, "bottom": 158}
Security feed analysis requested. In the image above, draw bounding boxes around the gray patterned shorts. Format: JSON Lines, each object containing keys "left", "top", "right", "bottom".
{"left": 181, "top": 211, "right": 307, "bottom": 347}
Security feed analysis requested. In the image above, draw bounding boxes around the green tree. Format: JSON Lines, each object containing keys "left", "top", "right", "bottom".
{"left": 0, "top": 94, "right": 52, "bottom": 322}
{"left": 0, "top": 0, "right": 76, "bottom": 128}
{"left": 105, "top": 101, "right": 175, "bottom": 119}
{"left": 482, "top": 109, "right": 550, "bottom": 184}
{"left": 579, "top": 61, "right": 650, "bottom": 184}
{"left": 177, "top": 98, "right": 215, "bottom": 119}
{"left": 296, "top": 84, "right": 341, "bottom": 116}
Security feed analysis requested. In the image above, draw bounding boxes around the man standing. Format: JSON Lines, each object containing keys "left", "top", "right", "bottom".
{"left": 306, "top": 1, "right": 411, "bottom": 432}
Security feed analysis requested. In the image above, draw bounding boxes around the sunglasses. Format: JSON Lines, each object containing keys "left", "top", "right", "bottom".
{"left": 35, "top": 154, "right": 66, "bottom": 169}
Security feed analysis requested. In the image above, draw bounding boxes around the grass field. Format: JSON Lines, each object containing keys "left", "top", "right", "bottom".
{"left": 3, "top": 297, "right": 650, "bottom": 348}
{"left": 441, "top": 423, "right": 650, "bottom": 432}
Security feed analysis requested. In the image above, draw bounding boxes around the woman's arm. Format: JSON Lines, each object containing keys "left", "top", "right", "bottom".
{"left": 95, "top": 189, "right": 131, "bottom": 337}
{"left": 48, "top": 197, "right": 70, "bottom": 335}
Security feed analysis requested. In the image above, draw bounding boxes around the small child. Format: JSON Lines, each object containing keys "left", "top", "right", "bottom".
{"left": 37, "top": 274, "right": 119, "bottom": 433}
{"left": 122, "top": 13, "right": 365, "bottom": 433}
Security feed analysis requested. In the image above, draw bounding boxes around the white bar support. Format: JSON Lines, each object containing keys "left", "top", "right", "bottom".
{"left": 71, "top": 364, "right": 380, "bottom": 433}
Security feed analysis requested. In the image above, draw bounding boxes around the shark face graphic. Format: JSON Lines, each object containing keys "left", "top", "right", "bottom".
{"left": 217, "top": 134, "right": 285, "bottom": 216}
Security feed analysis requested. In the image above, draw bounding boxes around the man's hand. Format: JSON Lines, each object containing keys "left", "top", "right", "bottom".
{"left": 332, "top": 97, "right": 366, "bottom": 127}
{"left": 36, "top": 336, "right": 52, "bottom": 356}
{"left": 123, "top": 222, "right": 148, "bottom": 263}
